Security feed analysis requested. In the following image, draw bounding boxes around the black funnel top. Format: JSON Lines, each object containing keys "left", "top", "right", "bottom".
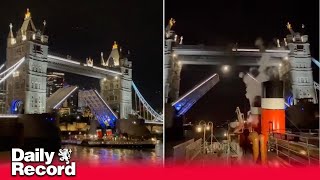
{"left": 262, "top": 81, "right": 283, "bottom": 98}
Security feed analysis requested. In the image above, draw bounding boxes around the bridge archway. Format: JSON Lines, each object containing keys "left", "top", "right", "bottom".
{"left": 11, "top": 100, "right": 23, "bottom": 114}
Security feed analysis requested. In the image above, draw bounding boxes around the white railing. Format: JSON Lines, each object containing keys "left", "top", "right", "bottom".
{"left": 269, "top": 132, "right": 319, "bottom": 166}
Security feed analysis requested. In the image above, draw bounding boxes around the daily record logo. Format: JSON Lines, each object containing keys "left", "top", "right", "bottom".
{"left": 11, "top": 148, "right": 76, "bottom": 176}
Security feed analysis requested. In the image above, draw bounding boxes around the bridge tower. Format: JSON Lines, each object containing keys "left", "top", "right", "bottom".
{"left": 6, "top": 9, "right": 48, "bottom": 114}
{"left": 165, "top": 18, "right": 182, "bottom": 103}
{"left": 100, "top": 42, "right": 132, "bottom": 119}
{"left": 280, "top": 23, "right": 317, "bottom": 105}
{"left": 119, "top": 56, "right": 132, "bottom": 119}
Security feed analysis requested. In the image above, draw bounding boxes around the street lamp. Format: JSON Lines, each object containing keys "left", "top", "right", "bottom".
{"left": 196, "top": 126, "right": 202, "bottom": 133}
{"left": 206, "top": 125, "right": 210, "bottom": 131}
{"left": 207, "top": 122, "right": 214, "bottom": 153}
{"left": 197, "top": 120, "right": 213, "bottom": 154}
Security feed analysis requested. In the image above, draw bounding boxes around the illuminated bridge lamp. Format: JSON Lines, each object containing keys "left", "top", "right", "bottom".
{"left": 261, "top": 81, "right": 285, "bottom": 143}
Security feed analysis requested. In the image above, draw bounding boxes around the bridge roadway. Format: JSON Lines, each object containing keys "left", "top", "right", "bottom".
{"left": 47, "top": 53, "right": 121, "bottom": 79}
{"left": 173, "top": 45, "right": 289, "bottom": 66}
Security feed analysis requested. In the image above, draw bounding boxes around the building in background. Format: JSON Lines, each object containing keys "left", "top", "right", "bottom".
{"left": 47, "top": 72, "right": 64, "bottom": 97}
{"left": 61, "top": 91, "right": 79, "bottom": 115}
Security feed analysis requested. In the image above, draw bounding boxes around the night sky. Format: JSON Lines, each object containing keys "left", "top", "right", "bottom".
{"left": 0, "top": 0, "right": 163, "bottom": 111}
{"left": 166, "top": 0, "right": 319, "bottom": 125}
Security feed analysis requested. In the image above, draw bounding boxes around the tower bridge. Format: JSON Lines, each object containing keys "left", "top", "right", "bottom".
{"left": 0, "top": 9, "right": 162, "bottom": 127}
{"left": 165, "top": 19, "right": 318, "bottom": 108}
{"left": 166, "top": 19, "right": 319, "bottom": 165}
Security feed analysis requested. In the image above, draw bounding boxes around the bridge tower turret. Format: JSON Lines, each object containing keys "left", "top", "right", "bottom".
{"left": 6, "top": 9, "right": 49, "bottom": 114}
{"left": 280, "top": 23, "right": 317, "bottom": 105}
{"left": 100, "top": 42, "right": 132, "bottom": 119}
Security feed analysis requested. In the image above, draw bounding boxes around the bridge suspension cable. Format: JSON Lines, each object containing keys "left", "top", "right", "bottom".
{"left": 131, "top": 82, "right": 162, "bottom": 122}
{"left": 0, "top": 59, "right": 25, "bottom": 77}
{"left": 0, "top": 64, "right": 5, "bottom": 71}
{"left": 0, "top": 57, "right": 25, "bottom": 84}
{"left": 312, "top": 58, "right": 320, "bottom": 68}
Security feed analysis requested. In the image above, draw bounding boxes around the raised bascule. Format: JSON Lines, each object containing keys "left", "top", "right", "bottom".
{"left": 0, "top": 9, "right": 162, "bottom": 127}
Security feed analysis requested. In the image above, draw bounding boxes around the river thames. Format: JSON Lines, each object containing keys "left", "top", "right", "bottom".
{"left": 62, "top": 141, "right": 163, "bottom": 166}
{"left": 0, "top": 141, "right": 163, "bottom": 166}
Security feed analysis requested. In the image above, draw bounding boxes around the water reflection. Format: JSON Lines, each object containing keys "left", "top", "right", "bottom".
{"left": 63, "top": 142, "right": 163, "bottom": 166}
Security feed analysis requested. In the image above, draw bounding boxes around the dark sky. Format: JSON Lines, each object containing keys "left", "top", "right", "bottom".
{"left": 0, "top": 0, "right": 163, "bottom": 111}
{"left": 166, "top": 0, "right": 319, "bottom": 125}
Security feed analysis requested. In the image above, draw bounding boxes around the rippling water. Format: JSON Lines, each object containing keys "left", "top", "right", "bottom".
{"left": 62, "top": 142, "right": 163, "bottom": 166}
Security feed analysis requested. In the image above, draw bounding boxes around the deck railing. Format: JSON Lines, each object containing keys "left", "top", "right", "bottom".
{"left": 268, "top": 132, "right": 319, "bottom": 166}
